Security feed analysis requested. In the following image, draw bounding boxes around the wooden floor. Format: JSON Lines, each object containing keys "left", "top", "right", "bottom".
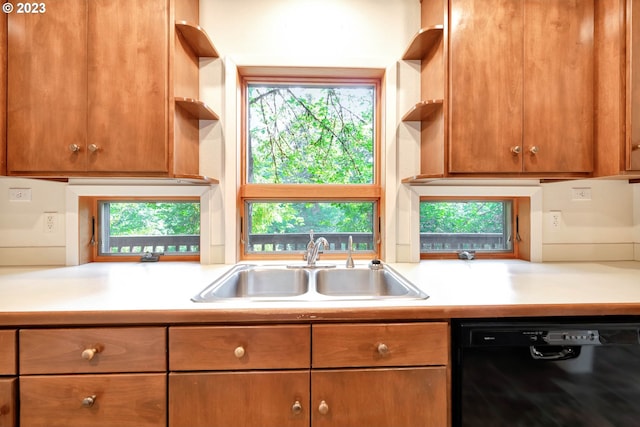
{"left": 459, "top": 345, "right": 640, "bottom": 426}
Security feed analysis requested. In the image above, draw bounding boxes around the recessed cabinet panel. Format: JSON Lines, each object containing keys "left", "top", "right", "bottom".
{"left": 20, "top": 374, "right": 166, "bottom": 427}
{"left": 169, "top": 371, "right": 309, "bottom": 427}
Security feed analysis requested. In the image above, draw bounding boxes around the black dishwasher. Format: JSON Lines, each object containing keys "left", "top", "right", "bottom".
{"left": 453, "top": 317, "right": 640, "bottom": 427}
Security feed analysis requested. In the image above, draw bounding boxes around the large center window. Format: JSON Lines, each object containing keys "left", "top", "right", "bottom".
{"left": 240, "top": 75, "right": 381, "bottom": 259}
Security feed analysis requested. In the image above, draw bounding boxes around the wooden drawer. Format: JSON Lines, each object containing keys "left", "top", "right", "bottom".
{"left": 0, "top": 331, "right": 16, "bottom": 375}
{"left": 20, "top": 327, "right": 166, "bottom": 374}
{"left": 169, "top": 325, "right": 310, "bottom": 370}
{"left": 20, "top": 373, "right": 166, "bottom": 427}
{"left": 0, "top": 378, "right": 16, "bottom": 427}
{"left": 312, "top": 322, "right": 449, "bottom": 368}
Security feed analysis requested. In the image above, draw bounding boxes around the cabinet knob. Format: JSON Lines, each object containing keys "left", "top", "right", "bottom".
{"left": 234, "top": 346, "right": 245, "bottom": 359}
{"left": 81, "top": 395, "right": 97, "bottom": 408}
{"left": 632, "top": 144, "right": 640, "bottom": 151}
{"left": 88, "top": 144, "right": 99, "bottom": 153}
{"left": 81, "top": 347, "right": 100, "bottom": 361}
{"left": 68, "top": 144, "right": 81, "bottom": 153}
{"left": 291, "top": 400, "right": 303, "bottom": 415}
{"left": 377, "top": 343, "right": 389, "bottom": 356}
{"left": 529, "top": 146, "right": 539, "bottom": 154}
{"left": 318, "top": 400, "right": 329, "bottom": 415}
{"left": 510, "top": 146, "right": 521, "bottom": 155}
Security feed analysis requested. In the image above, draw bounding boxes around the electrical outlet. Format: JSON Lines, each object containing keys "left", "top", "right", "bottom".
{"left": 44, "top": 212, "right": 57, "bottom": 233}
{"left": 549, "top": 211, "right": 562, "bottom": 231}
{"left": 571, "top": 187, "right": 592, "bottom": 201}
{"left": 9, "top": 188, "right": 32, "bottom": 201}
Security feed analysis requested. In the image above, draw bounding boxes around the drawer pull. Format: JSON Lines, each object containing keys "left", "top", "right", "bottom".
{"left": 377, "top": 343, "right": 389, "bottom": 356}
{"left": 81, "top": 347, "right": 101, "bottom": 361}
{"left": 318, "top": 400, "right": 329, "bottom": 415}
{"left": 292, "top": 400, "right": 303, "bottom": 415}
{"left": 81, "top": 395, "right": 97, "bottom": 408}
{"left": 234, "top": 346, "right": 246, "bottom": 359}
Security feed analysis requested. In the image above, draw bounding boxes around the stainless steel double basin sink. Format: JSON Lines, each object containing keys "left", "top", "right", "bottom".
{"left": 192, "top": 263, "right": 428, "bottom": 302}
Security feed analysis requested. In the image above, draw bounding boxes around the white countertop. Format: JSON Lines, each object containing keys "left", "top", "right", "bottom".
{"left": 1, "top": 260, "right": 640, "bottom": 324}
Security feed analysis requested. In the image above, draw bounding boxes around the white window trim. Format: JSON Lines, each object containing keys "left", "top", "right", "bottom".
{"left": 403, "top": 185, "right": 543, "bottom": 263}
{"left": 65, "top": 184, "right": 214, "bottom": 266}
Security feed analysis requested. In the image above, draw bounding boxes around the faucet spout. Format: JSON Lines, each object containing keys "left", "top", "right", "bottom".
{"left": 345, "top": 235, "right": 355, "bottom": 268}
{"left": 307, "top": 237, "right": 329, "bottom": 266}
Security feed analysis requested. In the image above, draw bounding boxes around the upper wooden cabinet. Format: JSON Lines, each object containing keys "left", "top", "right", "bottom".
{"left": 6, "top": 0, "right": 219, "bottom": 181}
{"left": 402, "top": 0, "right": 595, "bottom": 181}
{"left": 595, "top": 0, "right": 640, "bottom": 178}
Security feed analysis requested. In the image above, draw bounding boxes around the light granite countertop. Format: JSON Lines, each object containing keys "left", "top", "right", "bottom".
{"left": 1, "top": 260, "right": 639, "bottom": 325}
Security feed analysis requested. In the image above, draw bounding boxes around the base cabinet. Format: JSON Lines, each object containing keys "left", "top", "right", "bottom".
{"left": 311, "top": 367, "right": 447, "bottom": 427}
{"left": 169, "top": 371, "right": 309, "bottom": 427}
{"left": 167, "top": 322, "right": 449, "bottom": 427}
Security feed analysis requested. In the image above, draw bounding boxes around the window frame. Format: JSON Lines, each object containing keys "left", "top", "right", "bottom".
{"left": 239, "top": 73, "right": 383, "bottom": 261}
{"left": 419, "top": 196, "right": 530, "bottom": 260}
{"left": 85, "top": 196, "right": 201, "bottom": 263}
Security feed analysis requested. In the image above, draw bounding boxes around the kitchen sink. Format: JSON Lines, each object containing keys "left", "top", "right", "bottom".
{"left": 192, "top": 262, "right": 428, "bottom": 302}
{"left": 191, "top": 264, "right": 310, "bottom": 302}
{"left": 315, "top": 267, "right": 426, "bottom": 299}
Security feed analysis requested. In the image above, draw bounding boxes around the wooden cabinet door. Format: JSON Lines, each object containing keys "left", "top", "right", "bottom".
{"left": 629, "top": 0, "right": 640, "bottom": 170}
{"left": 7, "top": 0, "right": 88, "bottom": 174}
{"left": 311, "top": 367, "right": 447, "bottom": 427}
{"left": 0, "top": 378, "right": 16, "bottom": 427}
{"left": 523, "top": 0, "right": 594, "bottom": 173}
{"left": 169, "top": 371, "right": 309, "bottom": 427}
{"left": 449, "top": 0, "right": 594, "bottom": 174}
{"left": 449, "top": 0, "right": 524, "bottom": 173}
{"left": 87, "top": 0, "right": 168, "bottom": 173}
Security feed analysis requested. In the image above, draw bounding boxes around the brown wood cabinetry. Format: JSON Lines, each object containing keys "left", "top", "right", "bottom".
{"left": 311, "top": 323, "right": 448, "bottom": 427}
{"left": 6, "top": 0, "right": 218, "bottom": 181}
{"left": 403, "top": 0, "right": 595, "bottom": 181}
{"left": 169, "top": 325, "right": 310, "bottom": 427}
{"left": 18, "top": 327, "right": 167, "bottom": 427}
{"left": 597, "top": 0, "right": 640, "bottom": 178}
{"left": 168, "top": 322, "right": 449, "bottom": 427}
{"left": 0, "top": 331, "right": 16, "bottom": 427}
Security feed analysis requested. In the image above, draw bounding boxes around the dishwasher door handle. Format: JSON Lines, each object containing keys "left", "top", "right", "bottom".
{"left": 529, "top": 345, "right": 580, "bottom": 361}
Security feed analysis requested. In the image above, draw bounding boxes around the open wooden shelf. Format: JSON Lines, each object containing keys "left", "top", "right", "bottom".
{"left": 402, "top": 25, "right": 444, "bottom": 60}
{"left": 175, "top": 21, "right": 219, "bottom": 58}
{"left": 175, "top": 97, "right": 219, "bottom": 120}
{"left": 401, "top": 99, "right": 443, "bottom": 121}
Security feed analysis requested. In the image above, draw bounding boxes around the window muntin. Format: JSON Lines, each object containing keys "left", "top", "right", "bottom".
{"left": 97, "top": 200, "right": 200, "bottom": 258}
{"left": 419, "top": 199, "right": 515, "bottom": 257}
{"left": 241, "top": 75, "right": 381, "bottom": 260}
{"left": 244, "top": 200, "right": 377, "bottom": 255}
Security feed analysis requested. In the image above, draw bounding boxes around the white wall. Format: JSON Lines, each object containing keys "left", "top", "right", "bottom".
{"left": 0, "top": 0, "right": 637, "bottom": 266}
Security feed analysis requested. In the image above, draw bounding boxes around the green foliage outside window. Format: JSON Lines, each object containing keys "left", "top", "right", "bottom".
{"left": 420, "top": 201, "right": 505, "bottom": 233}
{"left": 106, "top": 202, "right": 200, "bottom": 236}
{"left": 248, "top": 85, "right": 374, "bottom": 185}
